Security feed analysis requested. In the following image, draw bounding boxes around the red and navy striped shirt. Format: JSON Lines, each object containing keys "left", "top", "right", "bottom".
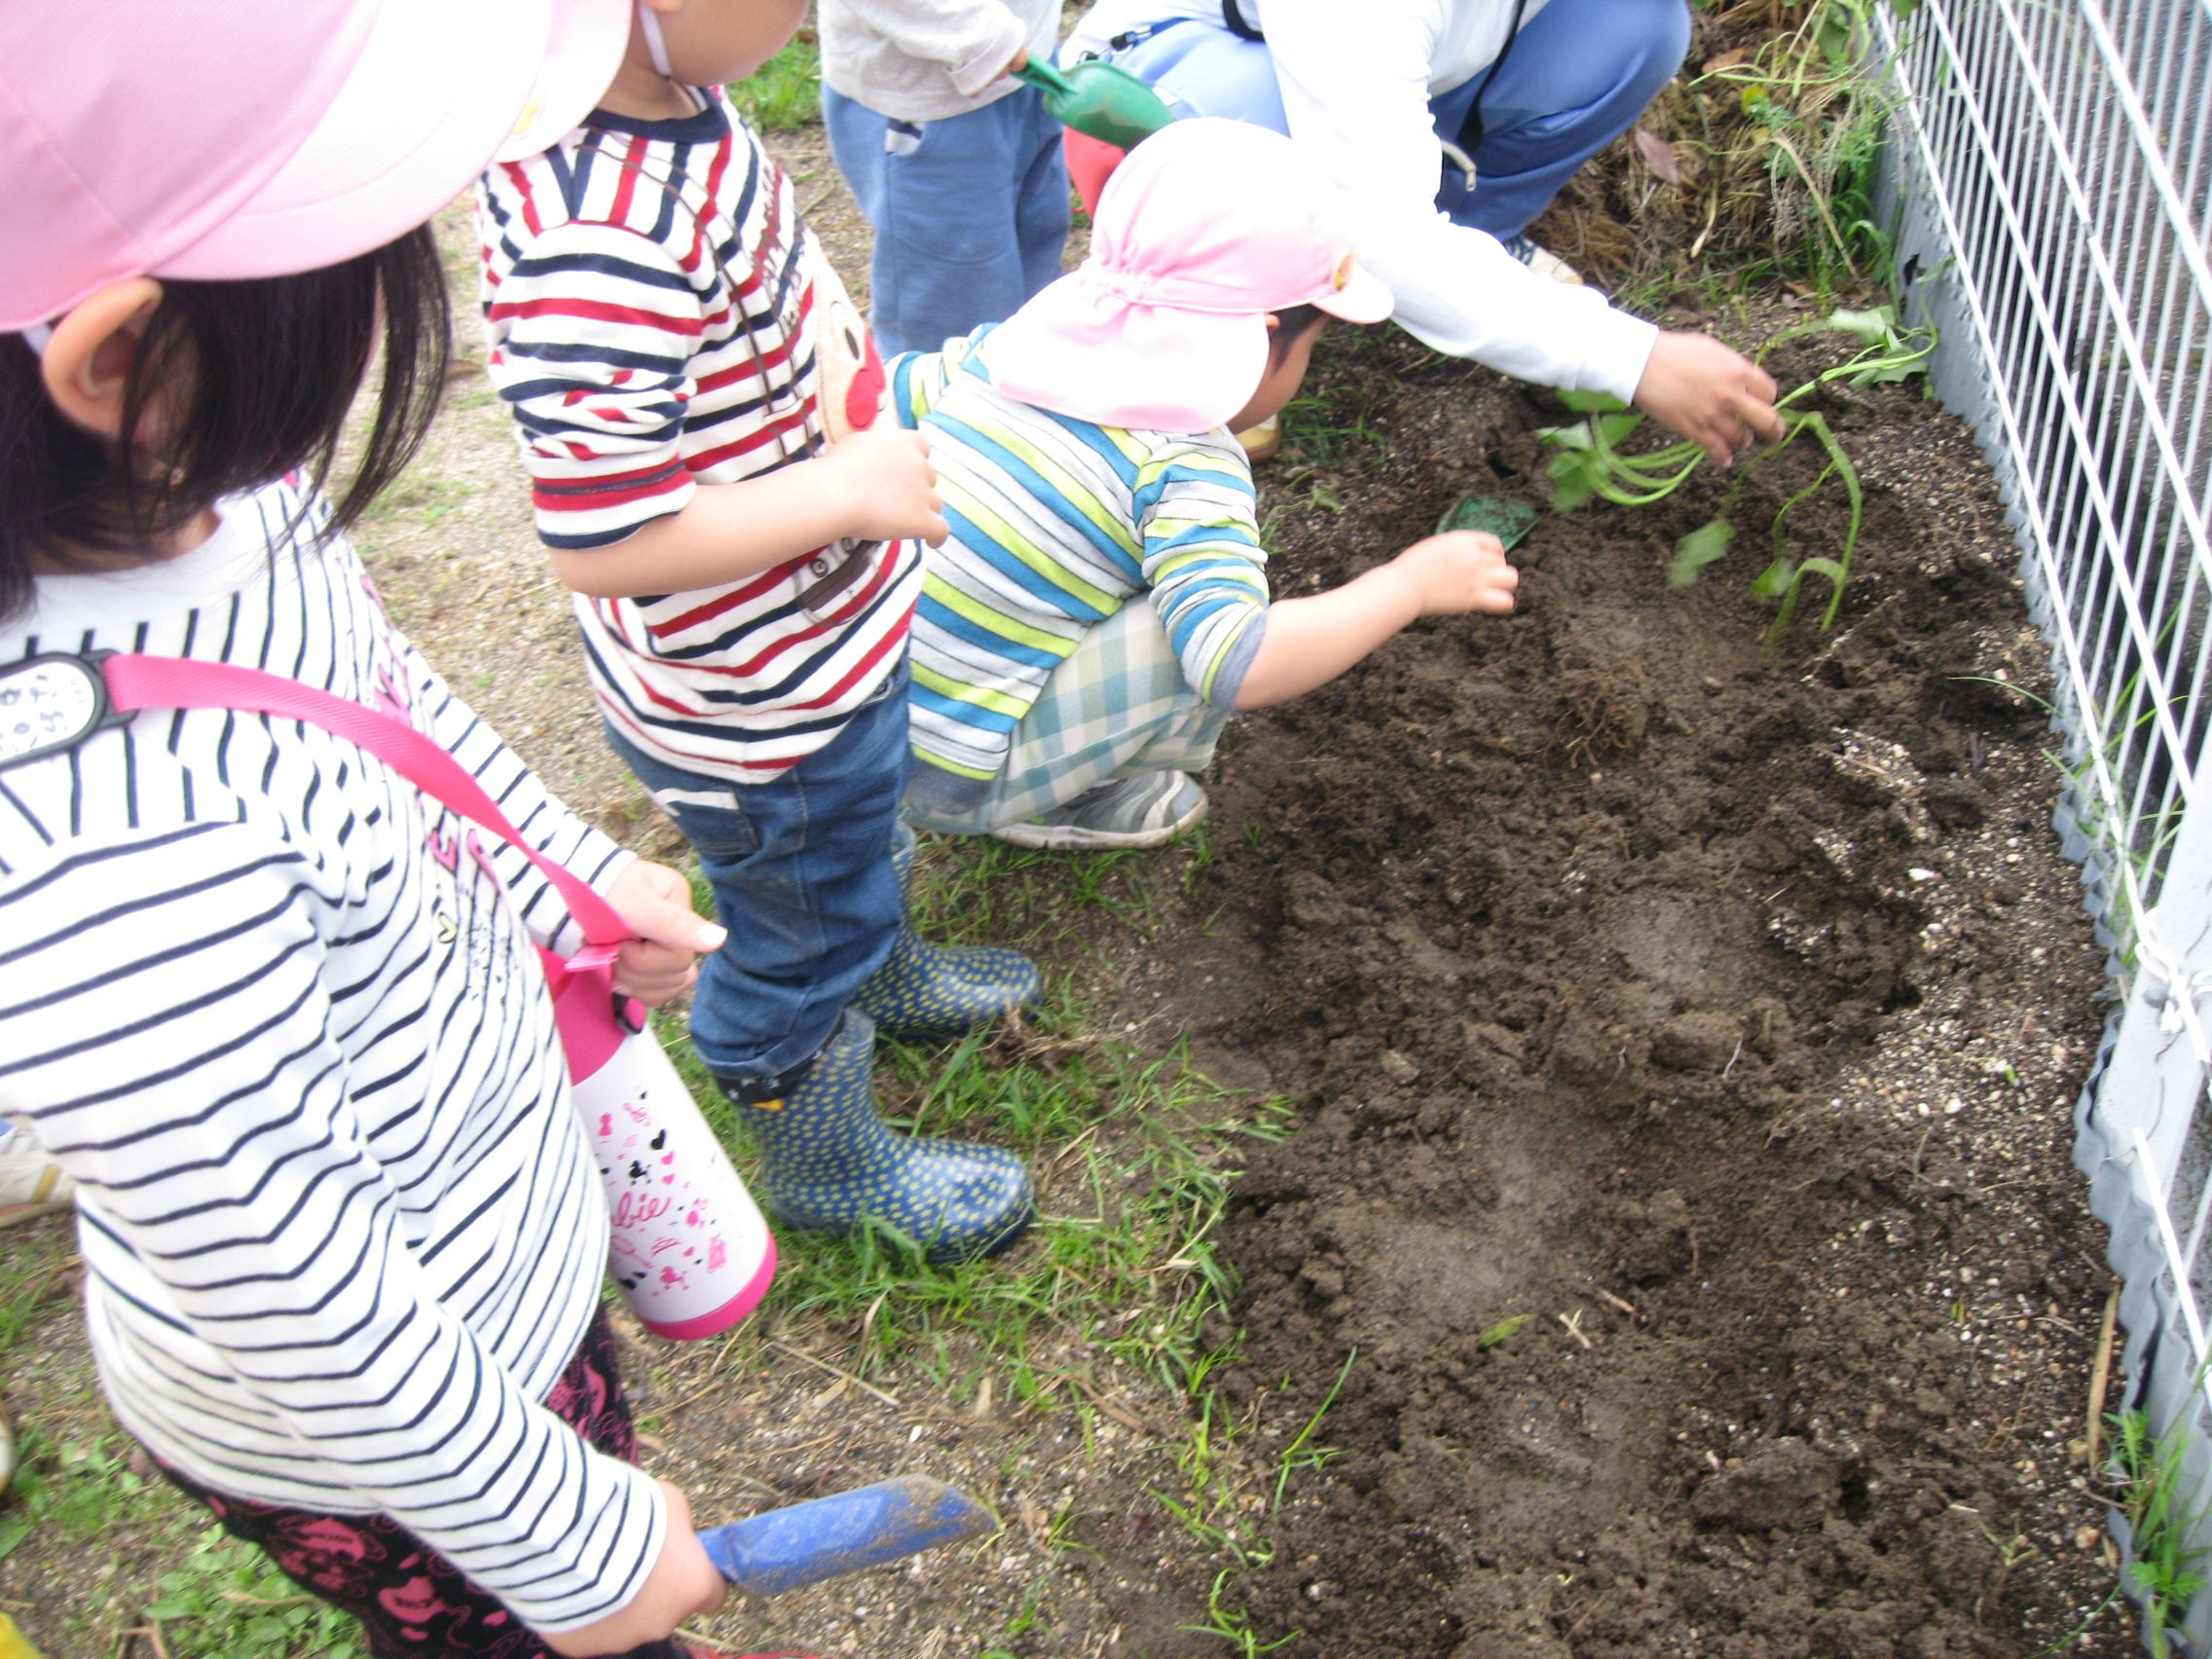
{"left": 477, "top": 92, "right": 920, "bottom": 784}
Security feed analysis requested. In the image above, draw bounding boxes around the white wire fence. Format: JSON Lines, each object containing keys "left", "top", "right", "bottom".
{"left": 1874, "top": 0, "right": 2212, "bottom": 1647}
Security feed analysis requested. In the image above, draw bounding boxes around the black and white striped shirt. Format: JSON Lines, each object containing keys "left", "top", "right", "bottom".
{"left": 0, "top": 482, "right": 661, "bottom": 1632}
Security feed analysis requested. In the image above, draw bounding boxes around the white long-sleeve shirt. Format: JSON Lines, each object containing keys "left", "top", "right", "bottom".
{"left": 819, "top": 0, "right": 1065, "bottom": 122}
{"left": 0, "top": 482, "right": 659, "bottom": 1635}
{"left": 1064, "top": 0, "right": 1661, "bottom": 401}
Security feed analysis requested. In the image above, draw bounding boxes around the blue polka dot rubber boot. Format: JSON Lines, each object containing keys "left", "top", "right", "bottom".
{"left": 732, "top": 1010, "right": 1034, "bottom": 1263}
{"left": 851, "top": 823, "right": 1042, "bottom": 1040}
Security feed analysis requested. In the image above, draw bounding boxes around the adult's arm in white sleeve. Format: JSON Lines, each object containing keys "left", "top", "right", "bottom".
{"left": 1257, "top": 0, "right": 1661, "bottom": 403}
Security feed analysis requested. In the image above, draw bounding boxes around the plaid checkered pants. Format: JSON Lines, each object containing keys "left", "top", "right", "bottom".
{"left": 905, "top": 597, "right": 1232, "bottom": 835}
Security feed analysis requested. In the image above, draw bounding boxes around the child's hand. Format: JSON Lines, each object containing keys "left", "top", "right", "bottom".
{"left": 605, "top": 860, "right": 726, "bottom": 1007}
{"left": 1388, "top": 530, "right": 1521, "bottom": 617}
{"left": 542, "top": 1479, "right": 726, "bottom": 1656}
{"left": 821, "top": 426, "right": 949, "bottom": 546}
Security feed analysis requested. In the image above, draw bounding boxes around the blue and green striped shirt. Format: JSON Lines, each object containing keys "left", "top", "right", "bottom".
{"left": 888, "top": 327, "right": 1269, "bottom": 807}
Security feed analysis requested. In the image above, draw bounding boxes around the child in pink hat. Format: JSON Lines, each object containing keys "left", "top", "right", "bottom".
{"left": 891, "top": 117, "right": 1521, "bottom": 849}
{"left": 0, "top": 3, "right": 747, "bottom": 1654}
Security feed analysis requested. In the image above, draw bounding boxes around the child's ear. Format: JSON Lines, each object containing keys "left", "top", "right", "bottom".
{"left": 41, "top": 278, "right": 164, "bottom": 440}
{"left": 1262, "top": 313, "right": 1282, "bottom": 335}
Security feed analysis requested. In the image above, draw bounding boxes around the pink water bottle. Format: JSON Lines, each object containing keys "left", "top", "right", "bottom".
{"left": 548, "top": 952, "right": 777, "bottom": 1340}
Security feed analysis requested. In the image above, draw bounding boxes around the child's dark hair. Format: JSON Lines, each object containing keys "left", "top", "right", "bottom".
{"left": 1267, "top": 304, "right": 1327, "bottom": 366}
{"left": 0, "top": 227, "right": 451, "bottom": 622}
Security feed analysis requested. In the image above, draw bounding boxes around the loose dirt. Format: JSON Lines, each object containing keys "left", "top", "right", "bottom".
{"left": 1087, "top": 319, "right": 2139, "bottom": 1657}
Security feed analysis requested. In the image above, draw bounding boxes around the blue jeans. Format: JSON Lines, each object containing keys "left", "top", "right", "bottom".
{"left": 1073, "top": 0, "right": 1689, "bottom": 239}
{"left": 822, "top": 85, "right": 1071, "bottom": 357}
{"left": 604, "top": 664, "right": 912, "bottom": 1091}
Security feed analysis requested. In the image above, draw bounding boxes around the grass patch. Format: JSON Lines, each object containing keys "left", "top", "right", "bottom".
{"left": 2110, "top": 1401, "right": 2212, "bottom": 1657}
{"left": 727, "top": 31, "right": 822, "bottom": 133}
{"left": 1588, "top": 0, "right": 1917, "bottom": 300}
{"left": 659, "top": 828, "right": 1328, "bottom": 1647}
{"left": 0, "top": 1222, "right": 75, "bottom": 1361}
{"left": 141, "top": 1528, "right": 365, "bottom": 1659}
{"left": 663, "top": 1004, "right": 1296, "bottom": 1402}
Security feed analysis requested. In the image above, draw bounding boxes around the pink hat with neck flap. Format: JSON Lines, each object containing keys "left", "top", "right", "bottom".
{"left": 986, "top": 117, "right": 1393, "bottom": 433}
{"left": 0, "top": 0, "right": 631, "bottom": 335}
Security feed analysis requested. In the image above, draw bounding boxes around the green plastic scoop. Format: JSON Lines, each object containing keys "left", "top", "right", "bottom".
{"left": 1014, "top": 58, "right": 1175, "bottom": 150}
{"left": 1437, "top": 496, "right": 1539, "bottom": 550}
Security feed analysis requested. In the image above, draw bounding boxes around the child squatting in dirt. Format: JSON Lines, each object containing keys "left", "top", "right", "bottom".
{"left": 887, "top": 118, "right": 1524, "bottom": 852}
{"left": 478, "top": 0, "right": 1050, "bottom": 1267}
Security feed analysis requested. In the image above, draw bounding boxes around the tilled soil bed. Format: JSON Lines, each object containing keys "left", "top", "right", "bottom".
{"left": 1084, "top": 320, "right": 2133, "bottom": 1658}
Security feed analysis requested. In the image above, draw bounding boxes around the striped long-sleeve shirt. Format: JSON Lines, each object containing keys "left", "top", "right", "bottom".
{"left": 0, "top": 482, "right": 662, "bottom": 1634}
{"left": 887, "top": 327, "right": 1270, "bottom": 808}
{"left": 477, "top": 91, "right": 920, "bottom": 786}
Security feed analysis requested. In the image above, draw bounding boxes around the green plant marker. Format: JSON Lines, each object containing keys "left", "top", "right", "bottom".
{"left": 1014, "top": 59, "right": 1174, "bottom": 149}
{"left": 1436, "top": 496, "right": 1538, "bottom": 550}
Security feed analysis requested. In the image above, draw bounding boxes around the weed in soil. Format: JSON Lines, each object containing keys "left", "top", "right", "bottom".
{"left": 2110, "top": 1400, "right": 2212, "bottom": 1657}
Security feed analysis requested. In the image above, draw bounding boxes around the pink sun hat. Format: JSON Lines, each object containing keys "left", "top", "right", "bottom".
{"left": 0, "top": 0, "right": 632, "bottom": 334}
{"left": 987, "top": 117, "right": 1394, "bottom": 432}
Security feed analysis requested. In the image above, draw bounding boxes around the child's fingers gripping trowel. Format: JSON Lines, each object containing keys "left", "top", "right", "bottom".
{"left": 1014, "top": 58, "right": 1175, "bottom": 150}
{"left": 696, "top": 1476, "right": 993, "bottom": 1598}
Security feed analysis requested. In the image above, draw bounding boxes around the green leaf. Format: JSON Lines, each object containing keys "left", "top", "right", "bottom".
{"left": 1750, "top": 555, "right": 1796, "bottom": 602}
{"left": 1596, "top": 411, "right": 1646, "bottom": 447}
{"left": 1817, "top": 13, "right": 1854, "bottom": 66}
{"left": 1536, "top": 422, "right": 1595, "bottom": 454}
{"left": 1667, "top": 520, "right": 1735, "bottom": 588}
{"left": 1825, "top": 306, "right": 1897, "bottom": 347}
{"left": 1850, "top": 353, "right": 1929, "bottom": 386}
{"left": 1546, "top": 450, "right": 1604, "bottom": 512}
{"left": 1553, "top": 388, "right": 1629, "bottom": 414}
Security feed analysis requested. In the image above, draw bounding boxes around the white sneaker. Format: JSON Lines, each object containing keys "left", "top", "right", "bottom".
{"left": 1499, "top": 233, "right": 1584, "bottom": 286}
{"left": 992, "top": 772, "right": 1209, "bottom": 851}
{"left": 0, "top": 1126, "right": 74, "bottom": 1228}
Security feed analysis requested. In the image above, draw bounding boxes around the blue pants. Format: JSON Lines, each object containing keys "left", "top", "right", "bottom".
{"left": 822, "top": 85, "right": 1071, "bottom": 358}
{"left": 603, "top": 664, "right": 912, "bottom": 1092}
{"left": 1072, "top": 0, "right": 1688, "bottom": 240}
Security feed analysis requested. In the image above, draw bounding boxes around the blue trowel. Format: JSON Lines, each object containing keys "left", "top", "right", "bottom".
{"left": 696, "top": 1476, "right": 993, "bottom": 1597}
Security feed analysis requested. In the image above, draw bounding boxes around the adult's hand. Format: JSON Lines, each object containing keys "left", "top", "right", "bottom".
{"left": 1633, "top": 331, "right": 1784, "bottom": 468}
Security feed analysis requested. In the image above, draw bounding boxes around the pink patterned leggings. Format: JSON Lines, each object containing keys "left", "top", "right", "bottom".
{"left": 154, "top": 1309, "right": 696, "bottom": 1659}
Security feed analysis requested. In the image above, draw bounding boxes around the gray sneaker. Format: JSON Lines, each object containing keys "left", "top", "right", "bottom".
{"left": 993, "top": 772, "right": 1209, "bottom": 851}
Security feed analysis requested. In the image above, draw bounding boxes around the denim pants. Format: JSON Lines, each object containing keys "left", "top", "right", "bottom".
{"left": 822, "top": 84, "right": 1071, "bottom": 357}
{"left": 604, "top": 664, "right": 911, "bottom": 1092}
{"left": 1074, "top": 0, "right": 1689, "bottom": 239}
